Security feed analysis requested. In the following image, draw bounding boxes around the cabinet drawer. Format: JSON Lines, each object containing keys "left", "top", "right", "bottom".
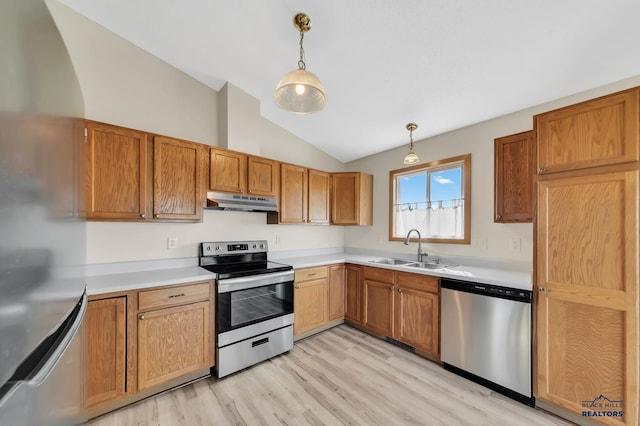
{"left": 295, "top": 266, "right": 328, "bottom": 282}
{"left": 363, "top": 266, "right": 395, "bottom": 284}
{"left": 138, "top": 282, "right": 211, "bottom": 311}
{"left": 396, "top": 272, "right": 439, "bottom": 293}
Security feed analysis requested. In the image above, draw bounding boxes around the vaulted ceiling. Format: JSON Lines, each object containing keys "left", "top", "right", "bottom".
{"left": 59, "top": 0, "right": 640, "bottom": 162}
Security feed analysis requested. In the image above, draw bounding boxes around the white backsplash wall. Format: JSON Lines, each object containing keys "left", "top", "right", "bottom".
{"left": 87, "top": 212, "right": 344, "bottom": 264}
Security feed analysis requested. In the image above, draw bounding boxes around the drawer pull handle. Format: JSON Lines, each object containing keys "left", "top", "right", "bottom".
{"left": 294, "top": 285, "right": 300, "bottom": 289}
{"left": 307, "top": 272, "right": 317, "bottom": 276}
{"left": 539, "top": 287, "right": 547, "bottom": 293}
{"left": 168, "top": 293, "right": 186, "bottom": 299}
{"left": 252, "top": 337, "right": 269, "bottom": 347}
{"left": 538, "top": 167, "right": 546, "bottom": 172}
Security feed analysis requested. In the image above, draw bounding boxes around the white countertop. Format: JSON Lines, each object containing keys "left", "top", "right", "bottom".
{"left": 86, "top": 267, "right": 215, "bottom": 296}
{"left": 276, "top": 253, "right": 533, "bottom": 291}
{"left": 85, "top": 250, "right": 532, "bottom": 295}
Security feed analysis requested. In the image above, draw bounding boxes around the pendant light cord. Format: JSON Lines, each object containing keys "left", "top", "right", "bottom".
{"left": 298, "top": 29, "right": 306, "bottom": 70}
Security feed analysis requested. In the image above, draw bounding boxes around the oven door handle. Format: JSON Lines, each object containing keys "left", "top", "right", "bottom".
{"left": 217, "top": 270, "right": 294, "bottom": 293}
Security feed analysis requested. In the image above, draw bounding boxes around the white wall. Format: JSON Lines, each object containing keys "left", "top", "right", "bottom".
{"left": 345, "top": 74, "right": 640, "bottom": 264}
{"left": 48, "top": 1, "right": 345, "bottom": 264}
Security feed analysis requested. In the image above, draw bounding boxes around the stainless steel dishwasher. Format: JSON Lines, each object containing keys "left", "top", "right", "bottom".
{"left": 440, "top": 278, "right": 534, "bottom": 406}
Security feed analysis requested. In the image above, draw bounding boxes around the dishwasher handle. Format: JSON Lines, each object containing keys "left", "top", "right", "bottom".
{"left": 440, "top": 278, "right": 531, "bottom": 303}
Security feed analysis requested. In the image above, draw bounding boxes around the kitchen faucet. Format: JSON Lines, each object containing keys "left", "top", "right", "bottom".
{"left": 404, "top": 228, "right": 427, "bottom": 262}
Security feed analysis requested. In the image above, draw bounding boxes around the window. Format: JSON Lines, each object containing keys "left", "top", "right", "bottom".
{"left": 389, "top": 154, "right": 471, "bottom": 244}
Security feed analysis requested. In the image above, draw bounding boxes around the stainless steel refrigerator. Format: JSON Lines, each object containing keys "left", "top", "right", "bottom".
{"left": 0, "top": 0, "right": 87, "bottom": 424}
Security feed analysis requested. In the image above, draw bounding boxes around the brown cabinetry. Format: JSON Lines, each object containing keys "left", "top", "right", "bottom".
{"left": 308, "top": 169, "right": 330, "bottom": 224}
{"left": 86, "top": 297, "right": 127, "bottom": 410}
{"left": 85, "top": 121, "right": 206, "bottom": 222}
{"left": 280, "top": 163, "right": 308, "bottom": 223}
{"left": 294, "top": 266, "right": 329, "bottom": 336}
{"left": 328, "top": 264, "right": 346, "bottom": 321}
{"left": 209, "top": 147, "right": 278, "bottom": 197}
{"left": 494, "top": 130, "right": 535, "bottom": 222}
{"left": 85, "top": 121, "right": 148, "bottom": 220}
{"left": 345, "top": 264, "right": 362, "bottom": 324}
{"left": 137, "top": 300, "right": 211, "bottom": 390}
{"left": 394, "top": 272, "right": 439, "bottom": 356}
{"left": 331, "top": 172, "right": 373, "bottom": 225}
{"left": 534, "top": 87, "right": 640, "bottom": 426}
{"left": 362, "top": 267, "right": 395, "bottom": 336}
{"left": 153, "top": 136, "right": 205, "bottom": 221}
{"left": 535, "top": 88, "right": 639, "bottom": 174}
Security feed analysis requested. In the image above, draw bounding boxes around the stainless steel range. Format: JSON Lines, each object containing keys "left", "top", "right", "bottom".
{"left": 199, "top": 241, "right": 294, "bottom": 378}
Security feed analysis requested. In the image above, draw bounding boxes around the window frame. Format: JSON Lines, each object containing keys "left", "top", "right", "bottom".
{"left": 388, "top": 153, "right": 471, "bottom": 244}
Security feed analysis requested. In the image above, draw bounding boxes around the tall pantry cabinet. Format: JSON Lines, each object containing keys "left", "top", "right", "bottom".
{"left": 534, "top": 87, "right": 639, "bottom": 426}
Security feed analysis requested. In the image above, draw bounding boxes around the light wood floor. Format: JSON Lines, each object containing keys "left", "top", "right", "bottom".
{"left": 89, "top": 325, "right": 573, "bottom": 426}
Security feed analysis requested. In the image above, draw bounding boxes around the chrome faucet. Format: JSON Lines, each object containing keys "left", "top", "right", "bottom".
{"left": 404, "top": 228, "right": 427, "bottom": 262}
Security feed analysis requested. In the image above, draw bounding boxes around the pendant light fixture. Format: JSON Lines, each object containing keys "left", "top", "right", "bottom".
{"left": 274, "top": 13, "right": 326, "bottom": 114}
{"left": 403, "top": 123, "right": 420, "bottom": 164}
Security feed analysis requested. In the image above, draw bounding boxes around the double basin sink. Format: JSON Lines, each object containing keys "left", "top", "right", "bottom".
{"left": 369, "top": 257, "right": 457, "bottom": 271}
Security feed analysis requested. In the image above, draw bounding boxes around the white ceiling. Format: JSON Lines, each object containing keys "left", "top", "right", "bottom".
{"left": 58, "top": 0, "right": 640, "bottom": 163}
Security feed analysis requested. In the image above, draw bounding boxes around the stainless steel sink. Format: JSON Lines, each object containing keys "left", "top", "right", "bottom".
{"left": 369, "top": 258, "right": 417, "bottom": 266}
{"left": 410, "top": 262, "right": 457, "bottom": 270}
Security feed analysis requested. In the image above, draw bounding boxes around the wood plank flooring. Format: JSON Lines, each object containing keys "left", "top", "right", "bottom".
{"left": 88, "top": 325, "right": 572, "bottom": 426}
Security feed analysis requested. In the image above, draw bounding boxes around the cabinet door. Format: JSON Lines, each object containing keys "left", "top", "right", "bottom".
{"left": 362, "top": 279, "right": 394, "bottom": 336}
{"left": 209, "top": 148, "right": 246, "bottom": 193}
{"left": 328, "top": 264, "right": 346, "bottom": 321}
{"left": 85, "top": 122, "right": 147, "bottom": 219}
{"left": 394, "top": 287, "right": 439, "bottom": 356}
{"left": 345, "top": 265, "right": 362, "bottom": 324}
{"left": 153, "top": 136, "right": 204, "bottom": 221}
{"left": 308, "top": 169, "right": 330, "bottom": 224}
{"left": 536, "top": 88, "right": 639, "bottom": 174}
{"left": 494, "top": 131, "right": 534, "bottom": 222}
{"left": 536, "top": 170, "right": 639, "bottom": 425}
{"left": 248, "top": 156, "right": 278, "bottom": 197}
{"left": 138, "top": 301, "right": 211, "bottom": 391}
{"left": 280, "top": 163, "right": 307, "bottom": 223}
{"left": 294, "top": 278, "right": 328, "bottom": 336}
{"left": 86, "top": 297, "right": 127, "bottom": 409}
{"left": 331, "top": 172, "right": 373, "bottom": 225}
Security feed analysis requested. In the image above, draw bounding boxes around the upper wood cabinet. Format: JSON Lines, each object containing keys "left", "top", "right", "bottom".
{"left": 280, "top": 163, "right": 308, "bottom": 223}
{"left": 153, "top": 136, "right": 206, "bottom": 221}
{"left": 85, "top": 121, "right": 206, "bottom": 222}
{"left": 494, "top": 130, "right": 535, "bottom": 223}
{"left": 308, "top": 169, "right": 330, "bottom": 224}
{"left": 535, "top": 88, "right": 639, "bottom": 174}
{"left": 209, "top": 147, "right": 278, "bottom": 197}
{"left": 85, "top": 121, "right": 148, "bottom": 220}
{"left": 331, "top": 172, "right": 373, "bottom": 225}
{"left": 279, "top": 165, "right": 330, "bottom": 225}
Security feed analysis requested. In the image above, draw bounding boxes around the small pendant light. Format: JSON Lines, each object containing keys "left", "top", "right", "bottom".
{"left": 403, "top": 123, "right": 420, "bottom": 164}
{"left": 274, "top": 13, "right": 327, "bottom": 114}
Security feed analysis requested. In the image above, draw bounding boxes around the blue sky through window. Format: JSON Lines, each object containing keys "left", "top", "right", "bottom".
{"left": 399, "top": 167, "right": 462, "bottom": 207}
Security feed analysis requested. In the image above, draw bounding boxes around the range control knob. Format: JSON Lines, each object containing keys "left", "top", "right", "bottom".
{"left": 253, "top": 244, "right": 257, "bottom": 249}
{"left": 260, "top": 243, "right": 266, "bottom": 249}
{"left": 215, "top": 245, "right": 221, "bottom": 251}
{"left": 205, "top": 245, "right": 211, "bottom": 252}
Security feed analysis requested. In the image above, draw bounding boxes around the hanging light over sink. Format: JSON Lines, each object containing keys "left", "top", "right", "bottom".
{"left": 403, "top": 122, "right": 420, "bottom": 164}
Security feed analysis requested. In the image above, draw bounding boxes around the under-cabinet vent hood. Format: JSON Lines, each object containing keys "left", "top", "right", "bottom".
{"left": 205, "top": 192, "right": 278, "bottom": 212}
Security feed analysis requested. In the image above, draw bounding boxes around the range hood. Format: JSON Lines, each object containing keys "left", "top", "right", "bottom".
{"left": 205, "top": 191, "right": 278, "bottom": 212}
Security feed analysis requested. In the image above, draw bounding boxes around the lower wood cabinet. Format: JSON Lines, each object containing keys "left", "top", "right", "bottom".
{"left": 85, "top": 280, "right": 214, "bottom": 417}
{"left": 345, "top": 264, "right": 362, "bottom": 324}
{"left": 294, "top": 266, "right": 329, "bottom": 336}
{"left": 294, "top": 264, "right": 347, "bottom": 337}
{"left": 86, "top": 297, "right": 127, "bottom": 410}
{"left": 350, "top": 266, "right": 440, "bottom": 359}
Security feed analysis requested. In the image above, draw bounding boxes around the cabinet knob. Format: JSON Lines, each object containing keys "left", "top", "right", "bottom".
{"left": 139, "top": 315, "right": 145, "bottom": 320}
{"left": 496, "top": 214, "right": 502, "bottom": 219}
{"left": 154, "top": 214, "right": 159, "bottom": 218}
{"left": 389, "top": 286, "right": 394, "bottom": 291}
{"left": 294, "top": 285, "right": 300, "bottom": 289}
{"left": 397, "top": 288, "right": 402, "bottom": 293}
{"left": 538, "top": 167, "right": 546, "bottom": 172}
{"left": 539, "top": 287, "right": 547, "bottom": 293}
{"left": 139, "top": 214, "right": 145, "bottom": 218}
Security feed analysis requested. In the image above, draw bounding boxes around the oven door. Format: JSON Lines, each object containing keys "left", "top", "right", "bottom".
{"left": 217, "top": 270, "right": 294, "bottom": 337}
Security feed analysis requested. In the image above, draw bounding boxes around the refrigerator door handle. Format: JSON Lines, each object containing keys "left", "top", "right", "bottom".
{"left": 29, "top": 290, "right": 87, "bottom": 387}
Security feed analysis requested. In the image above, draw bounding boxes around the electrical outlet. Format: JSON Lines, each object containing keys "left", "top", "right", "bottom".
{"left": 509, "top": 238, "right": 521, "bottom": 252}
{"left": 167, "top": 237, "right": 178, "bottom": 249}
